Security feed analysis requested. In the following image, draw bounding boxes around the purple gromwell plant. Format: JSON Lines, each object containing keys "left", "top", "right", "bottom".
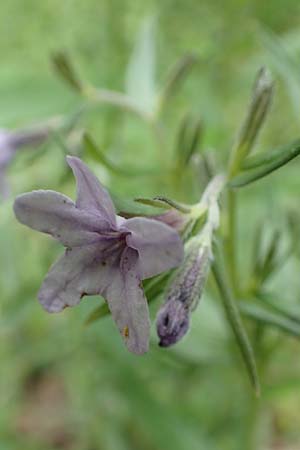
{"left": 13, "top": 156, "right": 184, "bottom": 354}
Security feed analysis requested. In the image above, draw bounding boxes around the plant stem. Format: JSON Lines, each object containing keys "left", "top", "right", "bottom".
{"left": 226, "top": 188, "right": 239, "bottom": 294}
{"left": 212, "top": 247, "right": 260, "bottom": 395}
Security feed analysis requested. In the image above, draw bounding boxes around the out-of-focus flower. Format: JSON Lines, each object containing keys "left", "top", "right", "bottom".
{"left": 14, "top": 156, "right": 183, "bottom": 354}
{"left": 0, "top": 125, "right": 53, "bottom": 198}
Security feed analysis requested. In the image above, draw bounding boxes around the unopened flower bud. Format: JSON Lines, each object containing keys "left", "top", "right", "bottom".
{"left": 157, "top": 301, "right": 190, "bottom": 347}
{"left": 156, "top": 237, "right": 212, "bottom": 347}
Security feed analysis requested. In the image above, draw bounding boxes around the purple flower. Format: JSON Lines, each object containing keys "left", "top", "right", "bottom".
{"left": 0, "top": 126, "right": 51, "bottom": 199}
{"left": 14, "top": 156, "right": 183, "bottom": 354}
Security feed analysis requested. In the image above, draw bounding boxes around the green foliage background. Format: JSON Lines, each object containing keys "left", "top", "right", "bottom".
{"left": 1, "top": 1, "right": 300, "bottom": 449}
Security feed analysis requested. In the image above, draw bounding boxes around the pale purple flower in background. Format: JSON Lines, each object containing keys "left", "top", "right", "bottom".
{"left": 14, "top": 156, "right": 183, "bottom": 354}
{"left": 0, "top": 125, "right": 52, "bottom": 198}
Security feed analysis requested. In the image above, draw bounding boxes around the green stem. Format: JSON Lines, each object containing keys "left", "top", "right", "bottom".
{"left": 243, "top": 390, "right": 261, "bottom": 450}
{"left": 226, "top": 189, "right": 239, "bottom": 294}
{"left": 212, "top": 249, "right": 260, "bottom": 395}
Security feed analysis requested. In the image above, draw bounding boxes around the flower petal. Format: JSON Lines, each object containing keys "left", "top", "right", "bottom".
{"left": 38, "top": 241, "right": 120, "bottom": 312}
{"left": 66, "top": 156, "right": 116, "bottom": 226}
{"left": 104, "top": 247, "right": 150, "bottom": 355}
{"left": 14, "top": 190, "right": 110, "bottom": 247}
{"left": 125, "top": 217, "right": 184, "bottom": 279}
{"left": 39, "top": 242, "right": 150, "bottom": 354}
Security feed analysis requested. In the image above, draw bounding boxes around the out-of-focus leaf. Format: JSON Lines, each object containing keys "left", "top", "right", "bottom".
{"left": 229, "top": 138, "right": 300, "bottom": 187}
{"left": 251, "top": 221, "right": 264, "bottom": 279}
{"left": 259, "top": 230, "right": 281, "bottom": 281}
{"left": 257, "top": 292, "right": 300, "bottom": 325}
{"left": 158, "top": 54, "right": 198, "bottom": 110}
{"left": 51, "top": 51, "right": 84, "bottom": 93}
{"left": 175, "top": 113, "right": 203, "bottom": 168}
{"left": 240, "top": 301, "right": 300, "bottom": 339}
{"left": 85, "top": 302, "right": 110, "bottom": 325}
{"left": 212, "top": 245, "right": 260, "bottom": 395}
{"left": 259, "top": 26, "right": 300, "bottom": 116}
{"left": 125, "top": 17, "right": 156, "bottom": 114}
{"left": 228, "top": 67, "right": 274, "bottom": 177}
{"left": 84, "top": 132, "right": 155, "bottom": 177}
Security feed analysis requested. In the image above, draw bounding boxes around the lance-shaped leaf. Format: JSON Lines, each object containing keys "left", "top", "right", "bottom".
{"left": 212, "top": 245, "right": 260, "bottom": 395}
{"left": 257, "top": 292, "right": 300, "bottom": 325}
{"left": 174, "top": 113, "right": 203, "bottom": 168}
{"left": 134, "top": 198, "right": 171, "bottom": 210}
{"left": 125, "top": 17, "right": 156, "bottom": 115}
{"left": 229, "top": 67, "right": 274, "bottom": 177}
{"left": 229, "top": 139, "right": 300, "bottom": 187}
{"left": 51, "top": 51, "right": 84, "bottom": 93}
{"left": 240, "top": 301, "right": 300, "bottom": 339}
{"left": 158, "top": 54, "right": 197, "bottom": 111}
{"left": 259, "top": 26, "right": 300, "bottom": 117}
{"left": 83, "top": 132, "right": 155, "bottom": 177}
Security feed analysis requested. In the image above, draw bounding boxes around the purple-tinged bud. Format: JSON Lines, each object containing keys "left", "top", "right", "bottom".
{"left": 156, "top": 238, "right": 212, "bottom": 347}
{"left": 157, "top": 301, "right": 190, "bottom": 347}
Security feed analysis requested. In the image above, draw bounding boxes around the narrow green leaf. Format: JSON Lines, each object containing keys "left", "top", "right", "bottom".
{"left": 260, "top": 230, "right": 281, "bottom": 281}
{"left": 51, "top": 51, "right": 83, "bottom": 93}
{"left": 159, "top": 54, "right": 197, "bottom": 109}
{"left": 259, "top": 26, "right": 300, "bottom": 116}
{"left": 212, "top": 246, "right": 260, "bottom": 395}
{"left": 229, "top": 67, "right": 274, "bottom": 177}
{"left": 184, "top": 117, "right": 203, "bottom": 165}
{"left": 134, "top": 198, "right": 171, "bottom": 210}
{"left": 240, "top": 301, "right": 300, "bottom": 339}
{"left": 257, "top": 292, "right": 300, "bottom": 325}
{"left": 152, "top": 196, "right": 191, "bottom": 213}
{"left": 175, "top": 114, "right": 203, "bottom": 168}
{"left": 251, "top": 221, "right": 264, "bottom": 276}
{"left": 242, "top": 138, "right": 300, "bottom": 170}
{"left": 84, "top": 132, "right": 156, "bottom": 177}
{"left": 125, "top": 17, "right": 156, "bottom": 114}
{"left": 112, "top": 195, "right": 164, "bottom": 217}
{"left": 229, "top": 139, "right": 300, "bottom": 187}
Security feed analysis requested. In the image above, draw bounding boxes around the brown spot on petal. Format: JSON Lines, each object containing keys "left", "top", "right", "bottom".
{"left": 123, "top": 326, "right": 129, "bottom": 338}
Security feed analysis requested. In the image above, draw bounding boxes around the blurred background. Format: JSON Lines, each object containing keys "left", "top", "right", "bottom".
{"left": 1, "top": 1, "right": 300, "bottom": 449}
